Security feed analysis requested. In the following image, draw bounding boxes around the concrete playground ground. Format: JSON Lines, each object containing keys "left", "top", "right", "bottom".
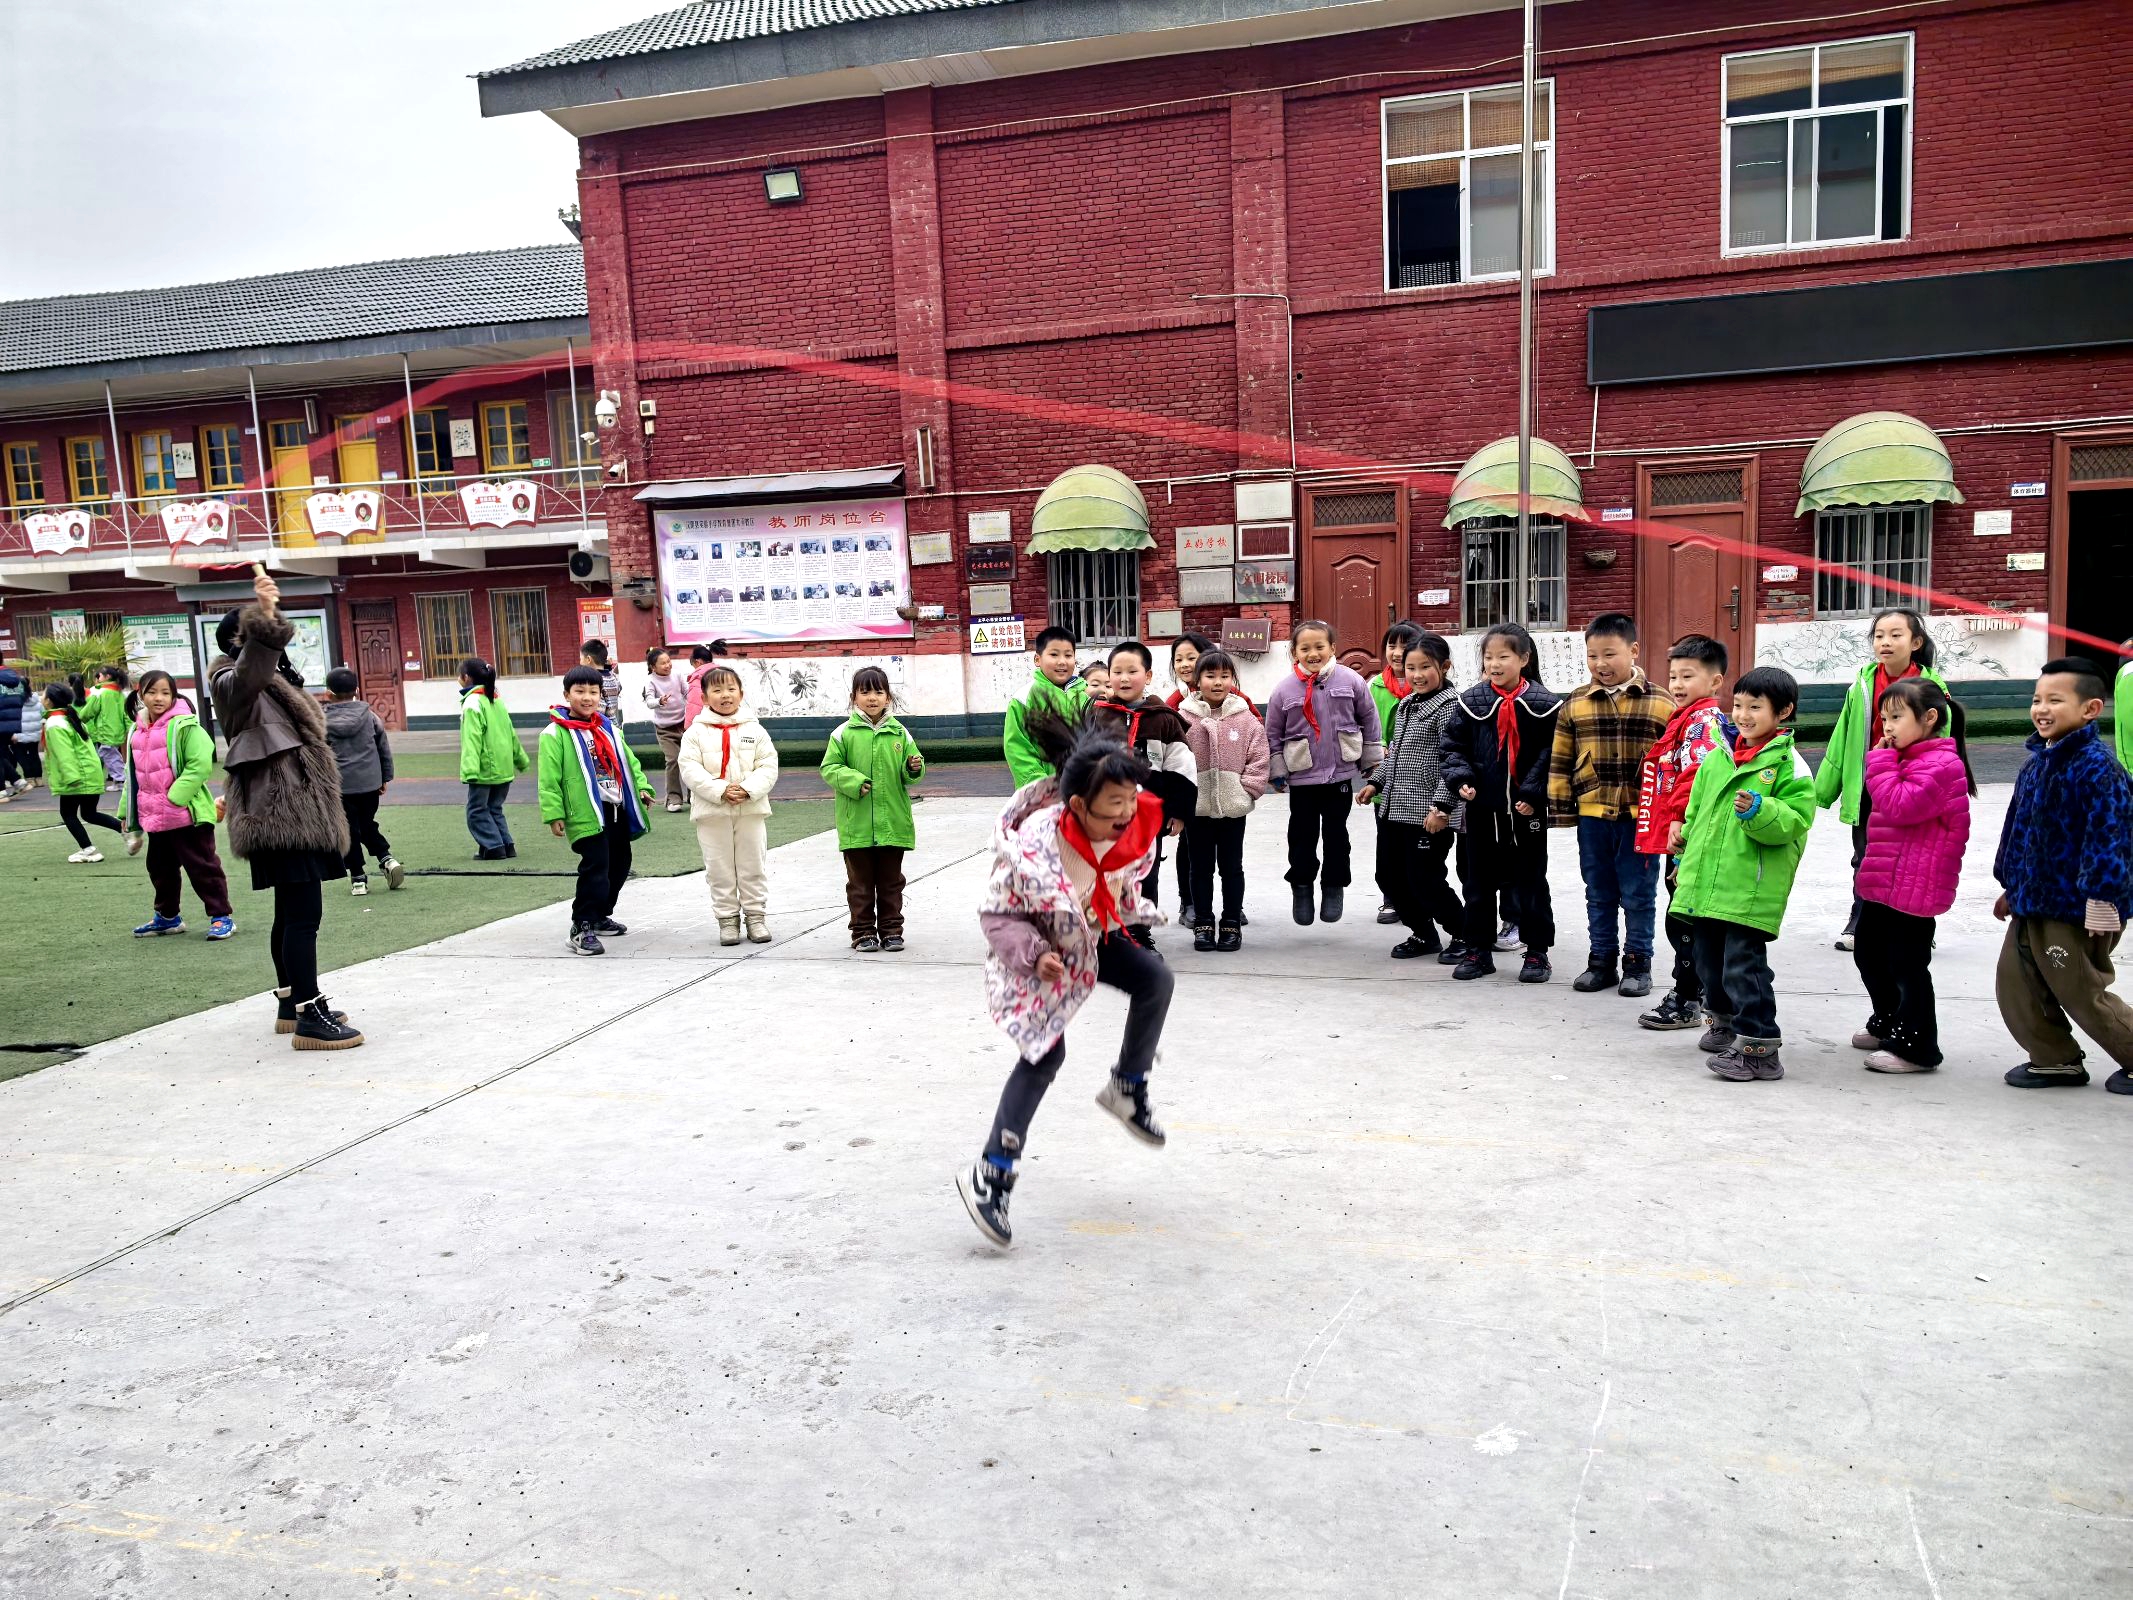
{"left": 2, "top": 783, "right": 2128, "bottom": 1597}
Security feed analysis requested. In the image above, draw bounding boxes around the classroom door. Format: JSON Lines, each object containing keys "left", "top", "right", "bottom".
{"left": 269, "top": 420, "right": 314, "bottom": 544}
{"left": 2052, "top": 435, "right": 2133, "bottom": 661}
{"left": 351, "top": 601, "right": 406, "bottom": 729}
{"left": 1303, "top": 485, "right": 1407, "bottom": 673}
{"left": 1634, "top": 460, "right": 1757, "bottom": 675}
{"left": 334, "top": 416, "right": 386, "bottom": 543}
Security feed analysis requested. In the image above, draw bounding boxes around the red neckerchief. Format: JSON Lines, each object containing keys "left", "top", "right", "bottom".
{"left": 1733, "top": 731, "right": 1781, "bottom": 766}
{"left": 1491, "top": 680, "right": 1526, "bottom": 772}
{"left": 551, "top": 707, "right": 624, "bottom": 783}
{"left": 1872, "top": 660, "right": 1919, "bottom": 708}
{"left": 1059, "top": 789, "right": 1166, "bottom": 934}
{"left": 700, "top": 718, "right": 737, "bottom": 777}
{"left": 1380, "top": 667, "right": 1410, "bottom": 701}
{"left": 1293, "top": 664, "right": 1324, "bottom": 739}
{"left": 1094, "top": 698, "right": 1144, "bottom": 750}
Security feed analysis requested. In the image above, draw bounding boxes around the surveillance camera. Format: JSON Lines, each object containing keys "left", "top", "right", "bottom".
{"left": 605, "top": 459, "right": 628, "bottom": 478}
{"left": 580, "top": 430, "right": 598, "bottom": 446}
{"left": 592, "top": 390, "right": 622, "bottom": 430}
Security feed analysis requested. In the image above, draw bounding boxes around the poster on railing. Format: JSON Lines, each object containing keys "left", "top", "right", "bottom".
{"left": 655, "top": 497, "right": 913, "bottom": 645}
{"left": 25, "top": 510, "right": 92, "bottom": 555}
{"left": 460, "top": 479, "right": 540, "bottom": 528}
{"left": 159, "top": 499, "right": 232, "bottom": 546}
{"left": 304, "top": 490, "right": 381, "bottom": 539}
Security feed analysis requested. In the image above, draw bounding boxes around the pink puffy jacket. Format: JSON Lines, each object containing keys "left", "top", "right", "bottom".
{"left": 1856, "top": 738, "right": 1971, "bottom": 917}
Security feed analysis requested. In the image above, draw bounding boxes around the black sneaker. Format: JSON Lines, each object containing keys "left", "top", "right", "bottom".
{"left": 1192, "top": 922, "right": 1216, "bottom": 953}
{"left": 956, "top": 1160, "right": 1015, "bottom": 1248}
{"left": 568, "top": 923, "right": 606, "bottom": 956}
{"left": 1127, "top": 924, "right": 1156, "bottom": 950}
{"left": 1178, "top": 903, "right": 1197, "bottom": 930}
{"left": 1519, "top": 952, "right": 1553, "bottom": 983}
{"left": 1238, "top": 910, "right": 1249, "bottom": 927}
{"left": 1095, "top": 1073, "right": 1166, "bottom": 1146}
{"left": 1638, "top": 991, "right": 1702, "bottom": 1030}
{"left": 853, "top": 934, "right": 882, "bottom": 953}
{"left": 594, "top": 916, "right": 628, "bottom": 937}
{"left": 1572, "top": 958, "right": 1619, "bottom": 993}
{"left": 881, "top": 934, "right": 905, "bottom": 952}
{"left": 1452, "top": 952, "right": 1496, "bottom": 981}
{"left": 1437, "top": 939, "right": 1471, "bottom": 967}
{"left": 2107, "top": 1067, "right": 2131, "bottom": 1096}
{"left": 1215, "top": 920, "right": 1241, "bottom": 952}
{"left": 475, "top": 846, "right": 506, "bottom": 861}
{"left": 291, "top": 994, "right": 364, "bottom": 1051}
{"left": 1320, "top": 887, "right": 1345, "bottom": 923}
{"left": 1617, "top": 953, "right": 1654, "bottom": 999}
{"left": 1291, "top": 884, "right": 1315, "bottom": 926}
{"left": 2005, "top": 1061, "right": 2089, "bottom": 1088}
{"left": 1390, "top": 936, "right": 1440, "bottom": 960}
{"left": 503, "top": 843, "right": 518, "bottom": 859}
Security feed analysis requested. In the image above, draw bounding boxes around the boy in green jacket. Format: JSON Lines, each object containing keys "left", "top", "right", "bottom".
{"left": 1002, "top": 627, "right": 1089, "bottom": 788}
{"left": 820, "top": 666, "right": 925, "bottom": 951}
{"left": 539, "top": 666, "right": 654, "bottom": 956}
{"left": 1673, "top": 666, "right": 1816, "bottom": 1082}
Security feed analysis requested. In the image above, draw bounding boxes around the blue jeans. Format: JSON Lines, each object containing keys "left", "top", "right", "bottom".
{"left": 465, "top": 781, "right": 514, "bottom": 852}
{"left": 1574, "top": 814, "right": 1660, "bottom": 959}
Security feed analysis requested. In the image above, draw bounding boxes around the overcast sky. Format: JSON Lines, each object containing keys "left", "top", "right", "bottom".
{"left": 0, "top": 0, "right": 651, "bottom": 300}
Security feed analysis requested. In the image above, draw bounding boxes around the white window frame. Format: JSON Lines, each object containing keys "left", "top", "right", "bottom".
{"left": 1721, "top": 33, "right": 1913, "bottom": 257}
{"left": 1813, "top": 504, "right": 1932, "bottom": 618}
{"left": 1046, "top": 550, "right": 1141, "bottom": 647}
{"left": 1381, "top": 80, "right": 1556, "bottom": 292}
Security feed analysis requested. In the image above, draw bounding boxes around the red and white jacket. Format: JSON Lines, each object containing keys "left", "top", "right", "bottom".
{"left": 1634, "top": 697, "right": 1736, "bottom": 855}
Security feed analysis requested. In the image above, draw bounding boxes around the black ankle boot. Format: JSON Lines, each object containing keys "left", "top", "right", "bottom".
{"left": 1192, "top": 922, "right": 1216, "bottom": 952}
{"left": 275, "top": 987, "right": 346, "bottom": 1035}
{"left": 1572, "top": 957, "right": 1619, "bottom": 993}
{"left": 291, "top": 995, "right": 364, "bottom": 1050}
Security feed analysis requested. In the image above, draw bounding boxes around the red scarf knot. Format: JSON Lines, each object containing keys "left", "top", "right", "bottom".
{"left": 552, "top": 708, "right": 624, "bottom": 785}
{"left": 1293, "top": 664, "right": 1324, "bottom": 740}
{"left": 1059, "top": 790, "right": 1165, "bottom": 935}
{"left": 1491, "top": 679, "right": 1527, "bottom": 773}
{"left": 1095, "top": 698, "right": 1144, "bottom": 750}
{"left": 1380, "top": 668, "right": 1410, "bottom": 702}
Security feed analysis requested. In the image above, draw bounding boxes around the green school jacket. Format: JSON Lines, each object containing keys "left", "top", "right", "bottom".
{"left": 821, "top": 711, "right": 925, "bottom": 850}
{"left": 1811, "top": 660, "right": 1949, "bottom": 825}
{"left": 81, "top": 684, "right": 131, "bottom": 746}
{"left": 1673, "top": 730, "right": 1817, "bottom": 936}
{"left": 123, "top": 711, "right": 218, "bottom": 829}
{"left": 536, "top": 718, "right": 650, "bottom": 843}
{"left": 460, "top": 689, "right": 531, "bottom": 785}
{"left": 1002, "top": 671, "right": 1089, "bottom": 787}
{"left": 43, "top": 714, "right": 105, "bottom": 796}
{"left": 2117, "top": 661, "right": 2132, "bottom": 773}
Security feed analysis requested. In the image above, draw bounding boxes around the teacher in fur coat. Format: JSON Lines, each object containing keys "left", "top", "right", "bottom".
{"left": 209, "top": 569, "right": 364, "bottom": 1050}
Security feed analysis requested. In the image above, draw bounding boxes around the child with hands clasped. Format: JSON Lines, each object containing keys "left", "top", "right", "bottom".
{"left": 1359, "top": 632, "right": 1467, "bottom": 962}
{"left": 820, "top": 667, "right": 925, "bottom": 953}
{"left": 1633, "top": 635, "right": 1736, "bottom": 1031}
{"left": 1671, "top": 667, "right": 1816, "bottom": 1081}
{"left": 123, "top": 669, "right": 234, "bottom": 938}
{"left": 1992, "top": 658, "right": 2133, "bottom": 1092}
{"left": 958, "top": 708, "right": 1175, "bottom": 1250}
{"left": 539, "top": 665, "right": 654, "bottom": 957}
{"left": 1177, "top": 648, "right": 1269, "bottom": 951}
{"left": 1438, "top": 623, "right": 1561, "bottom": 982}
{"left": 680, "top": 664, "right": 779, "bottom": 946}
{"left": 1263, "top": 619, "right": 1382, "bottom": 927}
{"left": 1850, "top": 678, "right": 1973, "bottom": 1074}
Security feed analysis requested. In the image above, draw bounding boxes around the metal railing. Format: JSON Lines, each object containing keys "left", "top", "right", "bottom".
{"left": 0, "top": 464, "right": 605, "bottom": 564}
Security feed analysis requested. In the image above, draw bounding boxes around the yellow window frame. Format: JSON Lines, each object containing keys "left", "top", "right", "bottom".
{"left": 66, "top": 435, "right": 111, "bottom": 506}
{"left": 480, "top": 401, "right": 531, "bottom": 472}
{"left": 407, "top": 407, "right": 456, "bottom": 492}
{"left": 199, "top": 424, "right": 246, "bottom": 491}
{"left": 5, "top": 440, "right": 43, "bottom": 507}
{"left": 135, "top": 429, "right": 178, "bottom": 497}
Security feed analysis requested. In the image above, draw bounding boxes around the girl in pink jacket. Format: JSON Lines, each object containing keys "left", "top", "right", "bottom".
{"left": 1852, "top": 678, "right": 1974, "bottom": 1073}
{"left": 1178, "top": 648, "right": 1270, "bottom": 951}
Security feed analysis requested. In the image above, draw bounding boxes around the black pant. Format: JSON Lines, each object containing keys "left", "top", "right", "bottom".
{"left": 1463, "top": 809, "right": 1553, "bottom": 955}
{"left": 1853, "top": 901, "right": 1940, "bottom": 1065}
{"left": 59, "top": 792, "right": 123, "bottom": 849}
{"left": 1185, "top": 815, "right": 1246, "bottom": 924}
{"left": 270, "top": 880, "right": 324, "bottom": 1003}
{"left": 0, "top": 739, "right": 15, "bottom": 786}
{"left": 1285, "top": 780, "right": 1353, "bottom": 889}
{"left": 1385, "top": 820, "right": 1464, "bottom": 945}
{"left": 148, "top": 824, "right": 232, "bottom": 918}
{"left": 1844, "top": 785, "right": 1874, "bottom": 933}
{"left": 1172, "top": 828, "right": 1193, "bottom": 911}
{"left": 13, "top": 740, "right": 41, "bottom": 781}
{"left": 1691, "top": 918, "right": 1778, "bottom": 1043}
{"left": 340, "top": 790, "right": 393, "bottom": 875}
{"left": 570, "top": 812, "right": 634, "bottom": 926}
{"left": 1662, "top": 860, "right": 1700, "bottom": 1003}
{"left": 985, "top": 931, "right": 1173, "bottom": 1166}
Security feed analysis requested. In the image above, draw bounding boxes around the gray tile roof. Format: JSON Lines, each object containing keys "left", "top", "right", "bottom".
{"left": 0, "top": 244, "right": 586, "bottom": 377}
{"left": 481, "top": 0, "right": 1022, "bottom": 78}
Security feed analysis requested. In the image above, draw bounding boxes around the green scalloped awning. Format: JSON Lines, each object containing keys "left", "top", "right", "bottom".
{"left": 1442, "top": 436, "right": 1588, "bottom": 528}
{"left": 1027, "top": 463, "right": 1154, "bottom": 554}
{"left": 1796, "top": 411, "right": 1964, "bottom": 517}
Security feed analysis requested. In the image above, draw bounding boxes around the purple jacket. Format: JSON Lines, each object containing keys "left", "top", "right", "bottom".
{"left": 1857, "top": 738, "right": 1971, "bottom": 918}
{"left": 1262, "top": 663, "right": 1383, "bottom": 787}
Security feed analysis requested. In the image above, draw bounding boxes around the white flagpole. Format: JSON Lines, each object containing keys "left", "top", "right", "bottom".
{"left": 1516, "top": 0, "right": 1537, "bottom": 625}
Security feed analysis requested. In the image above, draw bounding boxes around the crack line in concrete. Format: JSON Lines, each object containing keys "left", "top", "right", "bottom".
{"left": 1905, "top": 1488, "right": 1946, "bottom": 1600}
{"left": 0, "top": 842, "right": 988, "bottom": 1320}
{"left": 1554, "top": 1377, "right": 1614, "bottom": 1600}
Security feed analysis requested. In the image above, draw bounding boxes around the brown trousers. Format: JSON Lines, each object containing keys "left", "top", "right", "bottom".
{"left": 655, "top": 724, "right": 686, "bottom": 804}
{"left": 1996, "top": 917, "right": 2133, "bottom": 1073}
{"left": 148, "top": 823, "right": 233, "bottom": 919}
{"left": 844, "top": 846, "right": 906, "bottom": 940}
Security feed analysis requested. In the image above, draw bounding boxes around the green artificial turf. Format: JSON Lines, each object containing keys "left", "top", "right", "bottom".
{"left": 0, "top": 798, "right": 832, "bottom": 1075}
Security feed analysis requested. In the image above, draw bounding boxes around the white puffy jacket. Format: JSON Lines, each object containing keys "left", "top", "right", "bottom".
{"left": 678, "top": 708, "right": 778, "bottom": 819}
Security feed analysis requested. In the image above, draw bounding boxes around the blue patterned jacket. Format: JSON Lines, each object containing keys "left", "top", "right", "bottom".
{"left": 1993, "top": 723, "right": 2133, "bottom": 923}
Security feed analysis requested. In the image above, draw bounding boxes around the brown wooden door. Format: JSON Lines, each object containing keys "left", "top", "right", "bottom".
{"left": 1304, "top": 485, "right": 1407, "bottom": 673}
{"left": 1634, "top": 460, "right": 1757, "bottom": 677}
{"left": 350, "top": 601, "right": 406, "bottom": 730}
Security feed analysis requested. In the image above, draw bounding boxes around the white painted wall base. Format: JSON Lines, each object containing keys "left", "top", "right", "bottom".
{"left": 1754, "top": 613, "right": 2047, "bottom": 685}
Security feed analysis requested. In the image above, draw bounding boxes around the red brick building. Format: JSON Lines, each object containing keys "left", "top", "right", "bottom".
{"left": 0, "top": 246, "right": 606, "bottom": 727}
{"left": 478, "top": 0, "right": 2133, "bottom": 719}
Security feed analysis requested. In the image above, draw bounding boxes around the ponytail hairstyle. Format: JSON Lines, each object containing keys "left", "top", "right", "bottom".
{"left": 1872, "top": 607, "right": 1935, "bottom": 670}
{"left": 44, "top": 682, "right": 88, "bottom": 741}
{"left": 67, "top": 671, "right": 88, "bottom": 706}
{"left": 1480, "top": 621, "right": 1544, "bottom": 685}
{"left": 460, "top": 656, "right": 499, "bottom": 699}
{"left": 99, "top": 664, "right": 130, "bottom": 690}
{"left": 1878, "top": 676, "right": 1976, "bottom": 794}
{"left": 1407, "top": 630, "right": 1455, "bottom": 688}
{"left": 1021, "top": 702, "right": 1151, "bottom": 808}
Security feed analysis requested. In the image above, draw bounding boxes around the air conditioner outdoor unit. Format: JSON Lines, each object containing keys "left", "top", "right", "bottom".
{"left": 568, "top": 551, "right": 610, "bottom": 584}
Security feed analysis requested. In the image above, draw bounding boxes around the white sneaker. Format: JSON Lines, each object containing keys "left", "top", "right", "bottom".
{"left": 350, "top": 878, "right": 369, "bottom": 897}
{"left": 67, "top": 848, "right": 103, "bottom": 863}
{"left": 125, "top": 831, "right": 145, "bottom": 856}
{"left": 382, "top": 857, "right": 406, "bottom": 890}
{"left": 745, "top": 914, "right": 772, "bottom": 944}
{"left": 1493, "top": 920, "right": 1522, "bottom": 952}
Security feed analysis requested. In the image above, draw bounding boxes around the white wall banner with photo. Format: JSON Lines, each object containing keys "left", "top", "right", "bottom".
{"left": 192, "top": 609, "right": 332, "bottom": 688}
{"left": 656, "top": 497, "right": 913, "bottom": 645}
